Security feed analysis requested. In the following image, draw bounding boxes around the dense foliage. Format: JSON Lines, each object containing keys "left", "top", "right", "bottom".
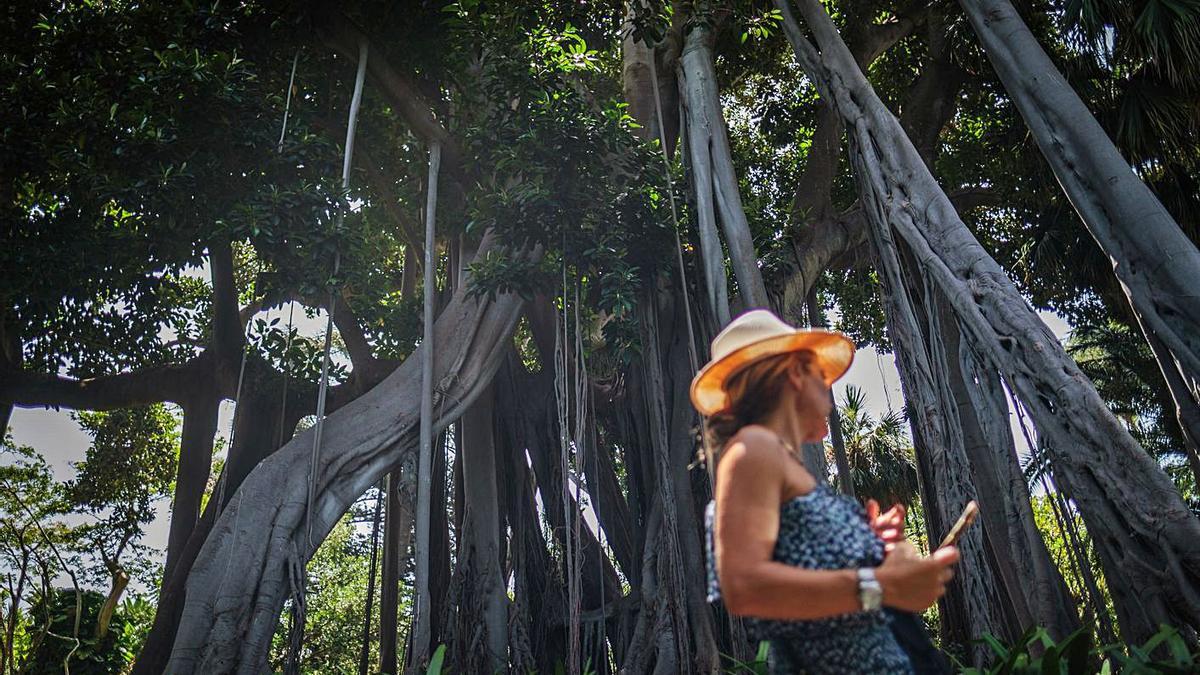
{"left": 3, "top": 0, "right": 1199, "bottom": 672}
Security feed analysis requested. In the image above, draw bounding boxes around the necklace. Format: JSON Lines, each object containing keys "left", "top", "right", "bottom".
{"left": 770, "top": 429, "right": 800, "bottom": 458}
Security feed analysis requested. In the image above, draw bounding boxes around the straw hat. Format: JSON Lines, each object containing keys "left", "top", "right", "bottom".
{"left": 689, "top": 309, "right": 856, "bottom": 416}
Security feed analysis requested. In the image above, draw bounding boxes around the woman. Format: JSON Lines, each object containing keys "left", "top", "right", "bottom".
{"left": 692, "top": 309, "right": 959, "bottom": 674}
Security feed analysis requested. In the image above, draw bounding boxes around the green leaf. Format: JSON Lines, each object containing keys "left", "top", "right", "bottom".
{"left": 425, "top": 644, "right": 446, "bottom": 675}
{"left": 1165, "top": 627, "right": 1192, "bottom": 665}
{"left": 1062, "top": 627, "right": 1093, "bottom": 674}
{"left": 1040, "top": 640, "right": 1062, "bottom": 675}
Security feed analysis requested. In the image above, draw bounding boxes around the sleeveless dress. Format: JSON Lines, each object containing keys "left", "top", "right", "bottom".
{"left": 705, "top": 483, "right": 915, "bottom": 674}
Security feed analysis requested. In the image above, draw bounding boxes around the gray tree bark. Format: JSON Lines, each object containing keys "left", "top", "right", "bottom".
{"left": 677, "top": 52, "right": 731, "bottom": 325}
{"left": 133, "top": 355, "right": 315, "bottom": 675}
{"left": 1148, "top": 326, "right": 1200, "bottom": 486}
{"left": 494, "top": 354, "right": 569, "bottom": 674}
{"left": 411, "top": 142, "right": 442, "bottom": 670}
{"left": 867, "top": 220, "right": 1010, "bottom": 662}
{"left": 164, "top": 234, "right": 528, "bottom": 673}
{"left": 659, "top": 292, "right": 720, "bottom": 673}
{"left": 378, "top": 455, "right": 414, "bottom": 674}
{"left": 940, "top": 301, "right": 1080, "bottom": 639}
{"left": 808, "top": 290, "right": 852, "bottom": 494}
{"left": 620, "top": 291, "right": 719, "bottom": 674}
{"left": 958, "top": 0, "right": 1200, "bottom": 470}
{"left": 776, "top": 0, "right": 1200, "bottom": 644}
{"left": 380, "top": 242, "right": 422, "bottom": 674}
{"left": 165, "top": 396, "right": 220, "bottom": 583}
{"left": 677, "top": 10, "right": 769, "bottom": 320}
{"left": 621, "top": 7, "right": 680, "bottom": 159}
{"left": 456, "top": 384, "right": 508, "bottom": 672}
{"left": 767, "top": 8, "right": 928, "bottom": 325}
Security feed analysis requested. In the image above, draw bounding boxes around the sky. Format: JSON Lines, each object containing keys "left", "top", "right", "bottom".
{"left": 5, "top": 304, "right": 1073, "bottom": 576}
{"left": 6, "top": 301, "right": 334, "bottom": 580}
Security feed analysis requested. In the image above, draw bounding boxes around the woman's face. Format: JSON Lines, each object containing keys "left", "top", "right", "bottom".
{"left": 787, "top": 358, "right": 833, "bottom": 422}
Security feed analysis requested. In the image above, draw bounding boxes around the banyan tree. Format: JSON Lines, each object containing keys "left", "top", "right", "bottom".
{"left": 2, "top": 0, "right": 1199, "bottom": 673}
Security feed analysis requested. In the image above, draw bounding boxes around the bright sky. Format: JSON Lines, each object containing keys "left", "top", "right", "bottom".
{"left": 6, "top": 300, "right": 334, "bottom": 577}
{"left": 836, "top": 310, "right": 1073, "bottom": 461}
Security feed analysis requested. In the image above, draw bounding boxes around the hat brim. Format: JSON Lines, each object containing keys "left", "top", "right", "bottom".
{"left": 689, "top": 330, "right": 856, "bottom": 416}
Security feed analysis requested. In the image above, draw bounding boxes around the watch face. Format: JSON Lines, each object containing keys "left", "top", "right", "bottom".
{"left": 862, "top": 586, "right": 883, "bottom": 611}
{"left": 857, "top": 570, "right": 883, "bottom": 611}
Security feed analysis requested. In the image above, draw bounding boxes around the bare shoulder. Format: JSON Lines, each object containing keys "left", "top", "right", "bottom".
{"left": 719, "top": 425, "right": 816, "bottom": 502}
{"left": 719, "top": 425, "right": 788, "bottom": 479}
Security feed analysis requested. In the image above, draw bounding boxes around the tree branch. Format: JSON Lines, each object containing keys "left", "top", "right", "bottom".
{"left": 769, "top": 187, "right": 1006, "bottom": 323}
{"left": 791, "top": 103, "right": 844, "bottom": 221}
{"left": 790, "top": 4, "right": 923, "bottom": 223}
{"left": 859, "top": 12, "right": 923, "bottom": 66}
{"left": 330, "top": 291, "right": 379, "bottom": 374}
{"left": 316, "top": 8, "right": 468, "bottom": 180}
{"left": 2, "top": 357, "right": 205, "bottom": 410}
{"left": 355, "top": 146, "right": 427, "bottom": 262}
{"left": 778, "top": 8, "right": 969, "bottom": 319}
{"left": 208, "top": 240, "right": 244, "bottom": 363}
{"left": 899, "top": 16, "right": 968, "bottom": 164}
{"left": 947, "top": 187, "right": 1004, "bottom": 212}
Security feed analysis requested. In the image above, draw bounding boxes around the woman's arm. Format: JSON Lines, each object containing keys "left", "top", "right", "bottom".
{"left": 714, "top": 431, "right": 957, "bottom": 619}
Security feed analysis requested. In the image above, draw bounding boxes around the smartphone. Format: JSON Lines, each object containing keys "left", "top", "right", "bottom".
{"left": 938, "top": 500, "right": 979, "bottom": 549}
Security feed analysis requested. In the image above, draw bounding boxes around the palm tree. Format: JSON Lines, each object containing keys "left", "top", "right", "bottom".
{"left": 830, "top": 385, "right": 920, "bottom": 508}
{"left": 1067, "top": 322, "right": 1185, "bottom": 450}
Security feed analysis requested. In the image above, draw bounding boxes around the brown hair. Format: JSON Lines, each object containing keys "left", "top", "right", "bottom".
{"left": 703, "top": 350, "right": 815, "bottom": 458}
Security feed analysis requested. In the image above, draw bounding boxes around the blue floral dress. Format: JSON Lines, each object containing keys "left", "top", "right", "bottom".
{"left": 705, "top": 483, "right": 915, "bottom": 674}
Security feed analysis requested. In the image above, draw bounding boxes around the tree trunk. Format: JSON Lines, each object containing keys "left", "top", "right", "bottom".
{"left": 677, "top": 17, "right": 769, "bottom": 317}
{"left": 454, "top": 384, "right": 508, "bottom": 673}
{"left": 358, "top": 485, "right": 384, "bottom": 675}
{"left": 411, "top": 142, "right": 442, "bottom": 670}
{"left": 939, "top": 300, "right": 1080, "bottom": 639}
{"left": 580, "top": 411, "right": 641, "bottom": 584}
{"left": 1144, "top": 327, "right": 1200, "bottom": 486}
{"left": 219, "top": 359, "right": 311, "bottom": 512}
{"left": 134, "top": 360, "right": 314, "bottom": 675}
{"left": 164, "top": 238, "right": 528, "bottom": 673}
{"left": 867, "top": 222, "right": 1010, "bottom": 662}
{"left": 622, "top": 9, "right": 679, "bottom": 158}
{"left": 164, "top": 394, "right": 220, "bottom": 582}
{"left": 495, "top": 354, "right": 569, "bottom": 674}
{"left": 378, "top": 456, "right": 414, "bottom": 674}
{"left": 659, "top": 292, "right": 721, "bottom": 673}
{"left": 958, "top": 0, "right": 1200, "bottom": 435}
{"left": 808, "top": 290, "right": 854, "bottom": 496}
{"left": 96, "top": 565, "right": 130, "bottom": 639}
{"left": 1045, "top": 469, "right": 1117, "bottom": 644}
{"left": 426, "top": 429, "right": 454, "bottom": 660}
{"left": 677, "top": 49, "right": 730, "bottom": 325}
{"left": 776, "top": 0, "right": 1200, "bottom": 644}
{"left": 382, "top": 237, "right": 421, "bottom": 673}
{"left": 620, "top": 293, "right": 707, "bottom": 674}
{"left": 524, "top": 390, "right": 624, "bottom": 609}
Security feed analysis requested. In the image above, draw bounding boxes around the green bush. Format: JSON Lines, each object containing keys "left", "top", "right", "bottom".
{"left": 720, "top": 641, "right": 771, "bottom": 674}
{"left": 959, "top": 625, "right": 1198, "bottom": 675}
{"left": 23, "top": 588, "right": 127, "bottom": 675}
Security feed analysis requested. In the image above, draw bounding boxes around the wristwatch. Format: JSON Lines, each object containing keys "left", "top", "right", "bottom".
{"left": 857, "top": 568, "right": 883, "bottom": 612}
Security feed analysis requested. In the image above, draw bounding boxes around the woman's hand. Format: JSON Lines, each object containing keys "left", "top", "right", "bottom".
{"left": 866, "top": 499, "right": 906, "bottom": 552}
{"left": 875, "top": 542, "right": 959, "bottom": 613}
